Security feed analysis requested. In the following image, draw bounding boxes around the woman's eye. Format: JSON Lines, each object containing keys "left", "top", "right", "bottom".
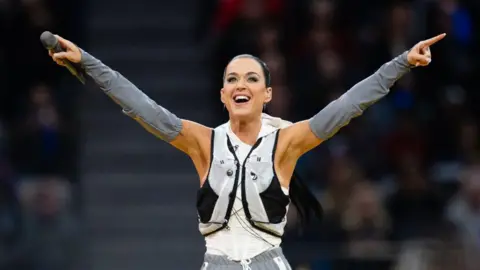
{"left": 248, "top": 77, "right": 258, "bottom": 82}
{"left": 227, "top": 77, "right": 237, "bottom": 83}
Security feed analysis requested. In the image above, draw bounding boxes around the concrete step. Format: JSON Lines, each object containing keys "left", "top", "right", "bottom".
{"left": 89, "top": 45, "right": 199, "bottom": 63}
{"left": 84, "top": 175, "right": 198, "bottom": 204}
{"left": 81, "top": 74, "right": 211, "bottom": 96}
{"left": 85, "top": 190, "right": 196, "bottom": 207}
{"left": 82, "top": 56, "right": 212, "bottom": 79}
{"left": 90, "top": 256, "right": 202, "bottom": 270}
{"left": 87, "top": 218, "right": 198, "bottom": 237}
{"left": 83, "top": 173, "right": 198, "bottom": 198}
{"left": 80, "top": 145, "right": 190, "bottom": 162}
{"left": 82, "top": 132, "right": 170, "bottom": 154}
{"left": 90, "top": 236, "right": 203, "bottom": 270}
{"left": 91, "top": 235, "right": 202, "bottom": 253}
{"left": 87, "top": 11, "right": 194, "bottom": 29}
{"left": 79, "top": 101, "right": 216, "bottom": 122}
{"left": 76, "top": 89, "right": 216, "bottom": 120}
{"left": 87, "top": 1, "right": 197, "bottom": 20}
{"left": 88, "top": 16, "right": 192, "bottom": 30}
{"left": 78, "top": 89, "right": 214, "bottom": 113}
{"left": 80, "top": 79, "right": 213, "bottom": 98}
{"left": 88, "top": 22, "right": 194, "bottom": 44}
{"left": 79, "top": 152, "right": 194, "bottom": 173}
{"left": 80, "top": 95, "right": 215, "bottom": 115}
{"left": 86, "top": 203, "right": 196, "bottom": 220}
{"left": 80, "top": 109, "right": 216, "bottom": 130}
{"left": 84, "top": 172, "right": 197, "bottom": 188}
{"left": 87, "top": 218, "right": 199, "bottom": 239}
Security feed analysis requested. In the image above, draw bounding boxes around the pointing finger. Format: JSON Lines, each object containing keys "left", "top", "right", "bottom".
{"left": 420, "top": 33, "right": 446, "bottom": 48}
{"left": 421, "top": 47, "right": 431, "bottom": 58}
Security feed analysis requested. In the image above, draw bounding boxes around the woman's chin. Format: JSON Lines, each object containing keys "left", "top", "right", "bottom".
{"left": 229, "top": 106, "right": 256, "bottom": 119}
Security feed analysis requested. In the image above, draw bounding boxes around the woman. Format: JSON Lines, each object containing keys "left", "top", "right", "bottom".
{"left": 48, "top": 33, "right": 445, "bottom": 269}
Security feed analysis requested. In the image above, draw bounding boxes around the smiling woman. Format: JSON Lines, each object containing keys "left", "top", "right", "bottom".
{"left": 222, "top": 54, "right": 272, "bottom": 121}
{"left": 48, "top": 32, "right": 445, "bottom": 269}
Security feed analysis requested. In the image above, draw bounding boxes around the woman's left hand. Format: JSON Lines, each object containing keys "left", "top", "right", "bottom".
{"left": 407, "top": 33, "right": 446, "bottom": 67}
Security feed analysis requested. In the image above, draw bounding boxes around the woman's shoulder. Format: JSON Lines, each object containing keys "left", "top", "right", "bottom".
{"left": 213, "top": 123, "right": 229, "bottom": 132}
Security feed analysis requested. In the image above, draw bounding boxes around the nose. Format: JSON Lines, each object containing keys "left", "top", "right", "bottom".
{"left": 236, "top": 78, "right": 247, "bottom": 90}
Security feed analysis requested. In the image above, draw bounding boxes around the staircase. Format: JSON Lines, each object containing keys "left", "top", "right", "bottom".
{"left": 79, "top": 1, "right": 215, "bottom": 269}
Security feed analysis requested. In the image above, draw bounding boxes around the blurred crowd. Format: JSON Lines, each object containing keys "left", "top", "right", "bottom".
{"left": 0, "top": 1, "right": 83, "bottom": 269}
{"left": 198, "top": 0, "right": 480, "bottom": 269}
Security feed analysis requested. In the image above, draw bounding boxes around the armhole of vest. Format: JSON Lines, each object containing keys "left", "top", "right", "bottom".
{"left": 271, "top": 130, "right": 281, "bottom": 178}
{"left": 205, "top": 129, "right": 215, "bottom": 181}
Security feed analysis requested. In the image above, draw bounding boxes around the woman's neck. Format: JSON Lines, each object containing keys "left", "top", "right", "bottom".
{"left": 229, "top": 116, "right": 262, "bottom": 146}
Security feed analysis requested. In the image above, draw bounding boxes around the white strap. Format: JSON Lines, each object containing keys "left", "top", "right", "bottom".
{"left": 273, "top": 257, "right": 287, "bottom": 270}
{"left": 240, "top": 259, "right": 252, "bottom": 270}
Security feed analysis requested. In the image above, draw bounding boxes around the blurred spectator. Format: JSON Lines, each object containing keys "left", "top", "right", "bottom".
{"left": 19, "top": 177, "right": 80, "bottom": 270}
{"left": 322, "top": 156, "right": 361, "bottom": 215}
{"left": 339, "top": 181, "right": 392, "bottom": 269}
{"left": 261, "top": 51, "right": 291, "bottom": 118}
{"left": 382, "top": 113, "right": 426, "bottom": 172}
{"left": 10, "top": 83, "right": 70, "bottom": 176}
{"left": 446, "top": 165, "right": 480, "bottom": 269}
{"left": 0, "top": 155, "right": 23, "bottom": 269}
{"left": 342, "top": 182, "right": 391, "bottom": 258}
{"left": 387, "top": 153, "right": 445, "bottom": 241}
{"left": 455, "top": 118, "right": 479, "bottom": 164}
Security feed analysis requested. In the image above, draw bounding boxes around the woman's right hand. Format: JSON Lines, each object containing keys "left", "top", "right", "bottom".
{"left": 48, "top": 35, "right": 82, "bottom": 66}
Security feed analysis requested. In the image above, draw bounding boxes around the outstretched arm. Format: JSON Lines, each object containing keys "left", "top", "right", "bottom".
{"left": 280, "top": 34, "right": 446, "bottom": 159}
{"left": 49, "top": 35, "right": 212, "bottom": 159}
{"left": 80, "top": 50, "right": 183, "bottom": 141}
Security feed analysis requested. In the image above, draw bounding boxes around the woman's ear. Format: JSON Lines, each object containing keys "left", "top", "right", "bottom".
{"left": 220, "top": 88, "right": 226, "bottom": 104}
{"left": 265, "top": 87, "right": 273, "bottom": 103}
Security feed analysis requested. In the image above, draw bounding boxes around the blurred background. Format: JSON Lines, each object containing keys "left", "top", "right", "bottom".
{"left": 0, "top": 0, "right": 479, "bottom": 269}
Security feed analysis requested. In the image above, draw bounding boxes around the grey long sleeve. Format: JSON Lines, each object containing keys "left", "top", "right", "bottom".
{"left": 309, "top": 51, "right": 412, "bottom": 140}
{"left": 80, "top": 50, "right": 183, "bottom": 142}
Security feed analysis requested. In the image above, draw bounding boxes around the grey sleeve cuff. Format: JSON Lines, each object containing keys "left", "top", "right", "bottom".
{"left": 309, "top": 51, "right": 411, "bottom": 140}
{"left": 79, "top": 49, "right": 182, "bottom": 142}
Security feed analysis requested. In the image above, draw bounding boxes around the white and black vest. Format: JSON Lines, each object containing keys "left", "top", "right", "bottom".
{"left": 196, "top": 123, "right": 290, "bottom": 237}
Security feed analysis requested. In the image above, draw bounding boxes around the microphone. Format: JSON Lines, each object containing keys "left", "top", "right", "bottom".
{"left": 40, "top": 31, "right": 86, "bottom": 84}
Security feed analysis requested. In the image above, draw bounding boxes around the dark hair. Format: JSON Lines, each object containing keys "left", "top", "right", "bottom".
{"left": 289, "top": 171, "right": 323, "bottom": 229}
{"left": 223, "top": 54, "right": 272, "bottom": 87}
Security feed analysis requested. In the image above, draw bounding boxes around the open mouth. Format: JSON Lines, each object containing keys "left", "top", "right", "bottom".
{"left": 233, "top": 95, "right": 251, "bottom": 104}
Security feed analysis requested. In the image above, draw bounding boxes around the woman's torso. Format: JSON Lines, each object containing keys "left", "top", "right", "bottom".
{"left": 203, "top": 123, "right": 289, "bottom": 260}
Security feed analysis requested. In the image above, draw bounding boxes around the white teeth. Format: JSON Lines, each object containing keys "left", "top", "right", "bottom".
{"left": 234, "top": 95, "right": 250, "bottom": 102}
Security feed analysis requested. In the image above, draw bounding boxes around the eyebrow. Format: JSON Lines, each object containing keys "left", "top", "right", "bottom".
{"left": 226, "top": 72, "right": 260, "bottom": 77}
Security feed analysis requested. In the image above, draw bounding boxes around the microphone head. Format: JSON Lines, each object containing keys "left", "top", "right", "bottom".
{"left": 40, "top": 31, "right": 57, "bottom": 49}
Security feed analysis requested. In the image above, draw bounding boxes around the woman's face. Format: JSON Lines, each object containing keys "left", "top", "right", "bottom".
{"left": 221, "top": 57, "right": 272, "bottom": 120}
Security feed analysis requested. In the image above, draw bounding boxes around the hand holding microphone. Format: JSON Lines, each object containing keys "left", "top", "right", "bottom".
{"left": 40, "top": 31, "right": 85, "bottom": 84}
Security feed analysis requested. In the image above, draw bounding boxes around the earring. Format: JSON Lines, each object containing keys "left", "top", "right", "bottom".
{"left": 263, "top": 103, "right": 267, "bottom": 111}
